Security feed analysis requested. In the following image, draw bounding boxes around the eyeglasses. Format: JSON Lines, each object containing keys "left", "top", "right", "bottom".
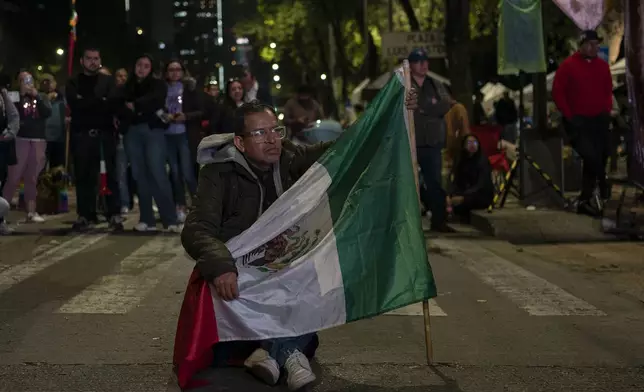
{"left": 242, "top": 126, "right": 286, "bottom": 143}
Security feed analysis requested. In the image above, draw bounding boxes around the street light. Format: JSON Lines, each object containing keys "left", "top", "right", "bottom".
{"left": 269, "top": 42, "right": 277, "bottom": 49}
{"left": 320, "top": 73, "right": 327, "bottom": 80}
{"left": 273, "top": 75, "right": 280, "bottom": 82}
{"left": 137, "top": 28, "right": 143, "bottom": 35}
{"left": 37, "top": 65, "right": 43, "bottom": 71}
{"left": 56, "top": 48, "right": 64, "bottom": 56}
{"left": 272, "top": 64, "right": 279, "bottom": 71}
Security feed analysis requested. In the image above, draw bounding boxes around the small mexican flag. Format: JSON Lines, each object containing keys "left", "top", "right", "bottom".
{"left": 174, "top": 67, "right": 437, "bottom": 388}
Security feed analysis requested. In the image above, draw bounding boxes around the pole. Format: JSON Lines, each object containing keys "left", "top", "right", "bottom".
{"left": 403, "top": 59, "right": 434, "bottom": 365}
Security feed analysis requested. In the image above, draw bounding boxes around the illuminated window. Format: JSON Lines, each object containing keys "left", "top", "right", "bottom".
{"left": 174, "top": 11, "right": 187, "bottom": 17}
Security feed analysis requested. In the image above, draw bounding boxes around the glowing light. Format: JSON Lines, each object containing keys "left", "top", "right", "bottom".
{"left": 159, "top": 42, "right": 166, "bottom": 49}
{"left": 56, "top": 48, "right": 64, "bottom": 56}
{"left": 37, "top": 65, "right": 43, "bottom": 71}
{"left": 320, "top": 74, "right": 327, "bottom": 80}
{"left": 269, "top": 42, "right": 277, "bottom": 49}
{"left": 272, "top": 64, "right": 279, "bottom": 70}
{"left": 137, "top": 28, "right": 143, "bottom": 35}
{"left": 273, "top": 75, "right": 280, "bottom": 82}
{"left": 276, "top": 84, "right": 281, "bottom": 89}
{"left": 278, "top": 113, "right": 285, "bottom": 120}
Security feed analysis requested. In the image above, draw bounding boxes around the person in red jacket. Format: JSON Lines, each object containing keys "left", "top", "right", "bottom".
{"left": 552, "top": 30, "right": 613, "bottom": 215}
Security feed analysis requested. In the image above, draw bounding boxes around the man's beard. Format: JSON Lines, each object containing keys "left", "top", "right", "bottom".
{"left": 83, "top": 66, "right": 99, "bottom": 75}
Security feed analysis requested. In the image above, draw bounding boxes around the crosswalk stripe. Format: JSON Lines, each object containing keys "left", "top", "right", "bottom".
{"left": 57, "top": 236, "right": 185, "bottom": 314}
{"left": 433, "top": 239, "right": 607, "bottom": 316}
{"left": 0, "top": 234, "right": 109, "bottom": 293}
{"left": 385, "top": 300, "right": 447, "bottom": 316}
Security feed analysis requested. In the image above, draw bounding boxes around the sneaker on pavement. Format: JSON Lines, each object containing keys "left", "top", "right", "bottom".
{"left": 72, "top": 217, "right": 94, "bottom": 232}
{"left": 109, "top": 216, "right": 125, "bottom": 231}
{"left": 165, "top": 224, "right": 183, "bottom": 234}
{"left": 0, "top": 221, "right": 14, "bottom": 235}
{"left": 244, "top": 348, "right": 280, "bottom": 386}
{"left": 134, "top": 222, "right": 158, "bottom": 232}
{"left": 27, "top": 212, "right": 45, "bottom": 223}
{"left": 285, "top": 350, "right": 316, "bottom": 390}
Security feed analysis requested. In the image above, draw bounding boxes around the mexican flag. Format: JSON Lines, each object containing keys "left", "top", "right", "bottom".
{"left": 173, "top": 67, "right": 437, "bottom": 388}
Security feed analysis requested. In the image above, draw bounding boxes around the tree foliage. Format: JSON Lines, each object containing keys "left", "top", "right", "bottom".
{"left": 234, "top": 0, "right": 599, "bottom": 107}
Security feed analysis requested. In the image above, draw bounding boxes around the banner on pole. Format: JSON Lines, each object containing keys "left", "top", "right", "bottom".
{"left": 497, "top": 0, "right": 547, "bottom": 75}
{"left": 551, "top": 0, "right": 605, "bottom": 30}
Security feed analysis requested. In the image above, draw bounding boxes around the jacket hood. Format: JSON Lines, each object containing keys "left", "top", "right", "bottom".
{"left": 196, "top": 133, "right": 270, "bottom": 183}
{"left": 196, "top": 133, "right": 285, "bottom": 215}
{"left": 196, "top": 133, "right": 237, "bottom": 165}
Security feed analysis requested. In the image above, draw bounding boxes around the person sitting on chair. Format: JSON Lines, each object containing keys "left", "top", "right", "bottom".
{"left": 447, "top": 134, "right": 494, "bottom": 222}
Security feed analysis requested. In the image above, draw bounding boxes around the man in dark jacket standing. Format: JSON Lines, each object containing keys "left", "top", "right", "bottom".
{"left": 552, "top": 30, "right": 613, "bottom": 214}
{"left": 66, "top": 47, "right": 123, "bottom": 231}
{"left": 407, "top": 48, "right": 452, "bottom": 231}
{"left": 181, "top": 102, "right": 329, "bottom": 390}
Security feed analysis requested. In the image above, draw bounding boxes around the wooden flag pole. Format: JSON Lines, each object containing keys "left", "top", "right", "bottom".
{"left": 402, "top": 59, "right": 434, "bottom": 365}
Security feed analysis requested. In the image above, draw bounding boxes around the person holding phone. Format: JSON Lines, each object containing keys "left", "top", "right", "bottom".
{"left": 1, "top": 71, "right": 52, "bottom": 223}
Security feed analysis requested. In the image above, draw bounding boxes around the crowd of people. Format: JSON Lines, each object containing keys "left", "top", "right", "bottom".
{"left": 0, "top": 46, "right": 329, "bottom": 236}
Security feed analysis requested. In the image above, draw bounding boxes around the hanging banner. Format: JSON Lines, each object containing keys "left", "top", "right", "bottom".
{"left": 624, "top": 0, "right": 644, "bottom": 186}
{"left": 497, "top": 0, "right": 547, "bottom": 75}
{"left": 551, "top": 0, "right": 605, "bottom": 30}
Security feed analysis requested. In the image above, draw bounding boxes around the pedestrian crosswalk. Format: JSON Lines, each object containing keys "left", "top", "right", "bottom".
{"left": 57, "top": 236, "right": 186, "bottom": 314}
{"left": 0, "top": 232, "right": 609, "bottom": 319}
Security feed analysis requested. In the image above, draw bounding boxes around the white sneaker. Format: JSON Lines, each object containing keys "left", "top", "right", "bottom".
{"left": 165, "top": 224, "right": 183, "bottom": 234}
{"left": 0, "top": 221, "right": 14, "bottom": 235}
{"left": 285, "top": 350, "right": 316, "bottom": 390}
{"left": 134, "top": 222, "right": 157, "bottom": 232}
{"left": 27, "top": 213, "right": 45, "bottom": 223}
{"left": 244, "top": 348, "right": 280, "bottom": 386}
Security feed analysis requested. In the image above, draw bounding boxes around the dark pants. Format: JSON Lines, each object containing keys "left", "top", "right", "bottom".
{"left": 46, "top": 141, "right": 66, "bottom": 169}
{"left": 565, "top": 115, "right": 610, "bottom": 201}
{"left": 166, "top": 133, "right": 197, "bottom": 207}
{"left": 452, "top": 192, "right": 493, "bottom": 223}
{"left": 71, "top": 131, "right": 121, "bottom": 221}
{"left": 212, "top": 333, "right": 319, "bottom": 368}
{"left": 125, "top": 123, "right": 177, "bottom": 227}
{"left": 417, "top": 145, "right": 446, "bottom": 228}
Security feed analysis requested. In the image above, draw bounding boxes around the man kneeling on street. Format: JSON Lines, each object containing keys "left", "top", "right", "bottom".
{"left": 181, "top": 102, "right": 332, "bottom": 390}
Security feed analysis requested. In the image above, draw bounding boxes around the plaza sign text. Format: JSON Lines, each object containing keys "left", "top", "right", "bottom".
{"left": 380, "top": 31, "right": 446, "bottom": 60}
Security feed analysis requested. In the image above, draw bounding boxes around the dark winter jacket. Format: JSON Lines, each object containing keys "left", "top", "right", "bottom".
{"left": 412, "top": 76, "right": 451, "bottom": 147}
{"left": 66, "top": 72, "right": 119, "bottom": 133}
{"left": 448, "top": 136, "right": 494, "bottom": 202}
{"left": 123, "top": 76, "right": 168, "bottom": 130}
{"left": 181, "top": 134, "right": 331, "bottom": 281}
{"left": 15, "top": 93, "right": 52, "bottom": 139}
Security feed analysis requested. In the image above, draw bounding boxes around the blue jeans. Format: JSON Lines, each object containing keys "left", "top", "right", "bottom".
{"left": 116, "top": 135, "right": 130, "bottom": 209}
{"left": 260, "top": 333, "right": 315, "bottom": 367}
{"left": 125, "top": 124, "right": 178, "bottom": 227}
{"left": 417, "top": 145, "right": 446, "bottom": 228}
{"left": 165, "top": 133, "right": 197, "bottom": 207}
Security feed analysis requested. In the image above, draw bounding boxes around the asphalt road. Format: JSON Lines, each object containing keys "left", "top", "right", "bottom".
{"left": 1, "top": 212, "right": 643, "bottom": 392}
